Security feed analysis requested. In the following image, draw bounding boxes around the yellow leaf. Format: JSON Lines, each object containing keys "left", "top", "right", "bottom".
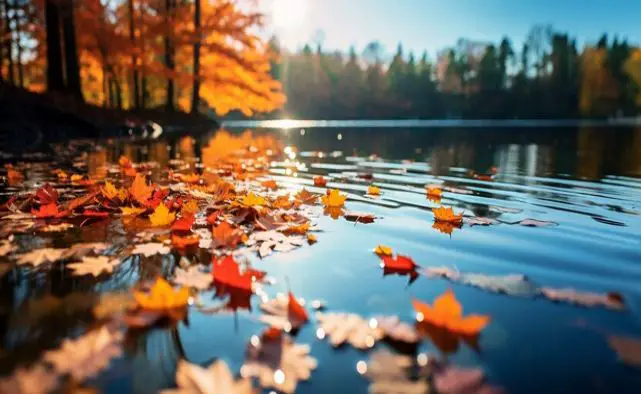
{"left": 367, "top": 185, "right": 381, "bottom": 196}
{"left": 102, "top": 181, "right": 123, "bottom": 201}
{"left": 433, "top": 206, "right": 463, "bottom": 224}
{"left": 426, "top": 185, "right": 443, "bottom": 198}
{"left": 133, "top": 277, "right": 189, "bottom": 310}
{"left": 307, "top": 234, "right": 317, "bottom": 244}
{"left": 121, "top": 206, "right": 146, "bottom": 216}
{"left": 149, "top": 203, "right": 176, "bottom": 227}
{"left": 241, "top": 192, "right": 267, "bottom": 207}
{"left": 181, "top": 199, "right": 199, "bottom": 216}
{"left": 374, "top": 245, "right": 393, "bottom": 256}
{"left": 130, "top": 174, "right": 152, "bottom": 205}
{"left": 71, "top": 174, "right": 83, "bottom": 183}
{"left": 321, "top": 189, "right": 347, "bottom": 208}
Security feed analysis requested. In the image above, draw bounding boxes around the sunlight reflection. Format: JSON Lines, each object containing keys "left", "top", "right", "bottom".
{"left": 356, "top": 360, "right": 367, "bottom": 375}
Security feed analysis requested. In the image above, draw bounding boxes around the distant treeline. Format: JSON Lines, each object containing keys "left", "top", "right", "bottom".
{"left": 262, "top": 26, "right": 641, "bottom": 120}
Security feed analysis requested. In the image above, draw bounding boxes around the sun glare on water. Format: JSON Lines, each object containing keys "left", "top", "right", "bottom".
{"left": 271, "top": 0, "right": 308, "bottom": 29}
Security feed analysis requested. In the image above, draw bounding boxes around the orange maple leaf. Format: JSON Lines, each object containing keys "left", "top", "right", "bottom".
{"left": 261, "top": 179, "right": 278, "bottom": 189}
{"left": 149, "top": 203, "right": 176, "bottom": 227}
{"left": 295, "top": 189, "right": 318, "bottom": 205}
{"left": 288, "top": 291, "right": 309, "bottom": 325}
{"left": 412, "top": 289, "right": 490, "bottom": 335}
{"left": 171, "top": 233, "right": 200, "bottom": 248}
{"left": 212, "top": 255, "right": 265, "bottom": 292}
{"left": 433, "top": 206, "right": 463, "bottom": 224}
{"left": 212, "top": 221, "right": 245, "bottom": 248}
{"left": 32, "top": 202, "right": 59, "bottom": 218}
{"left": 130, "top": 174, "right": 152, "bottom": 204}
{"left": 321, "top": 189, "right": 347, "bottom": 208}
{"left": 171, "top": 215, "right": 195, "bottom": 232}
{"left": 426, "top": 185, "right": 443, "bottom": 198}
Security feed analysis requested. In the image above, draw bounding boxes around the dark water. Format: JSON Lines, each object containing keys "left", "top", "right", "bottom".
{"left": 1, "top": 124, "right": 641, "bottom": 394}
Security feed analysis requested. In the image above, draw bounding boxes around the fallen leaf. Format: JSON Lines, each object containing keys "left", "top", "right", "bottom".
{"left": 247, "top": 231, "right": 305, "bottom": 258}
{"left": 120, "top": 206, "right": 146, "bottom": 216}
{"left": 242, "top": 335, "right": 317, "bottom": 394}
{"left": 426, "top": 184, "right": 443, "bottom": 198}
{"left": 313, "top": 176, "right": 327, "bottom": 187}
{"left": 181, "top": 199, "right": 199, "bottom": 216}
{"left": 149, "top": 203, "right": 176, "bottom": 227}
{"left": 380, "top": 255, "right": 419, "bottom": 284}
{"left": 39, "top": 223, "right": 74, "bottom": 232}
{"left": 306, "top": 234, "right": 317, "bottom": 244}
{"left": 172, "top": 266, "right": 213, "bottom": 290}
{"left": 518, "top": 218, "right": 557, "bottom": 227}
{"left": 424, "top": 267, "right": 539, "bottom": 297}
{"left": 15, "top": 248, "right": 66, "bottom": 267}
{"left": 241, "top": 192, "right": 267, "bottom": 207}
{"left": 295, "top": 189, "right": 318, "bottom": 205}
{"left": 131, "top": 242, "right": 171, "bottom": 257}
{"left": 212, "top": 221, "right": 245, "bottom": 249}
{"left": 412, "top": 289, "right": 490, "bottom": 335}
{"left": 344, "top": 212, "right": 376, "bottom": 224}
{"left": 321, "top": 189, "right": 347, "bottom": 208}
{"left": 367, "top": 185, "right": 381, "bottom": 196}
{"left": 171, "top": 215, "right": 195, "bottom": 232}
{"left": 130, "top": 173, "right": 152, "bottom": 205}
{"left": 371, "top": 316, "right": 420, "bottom": 343}
{"left": 134, "top": 277, "right": 190, "bottom": 310}
{"left": 35, "top": 184, "right": 59, "bottom": 204}
{"left": 282, "top": 222, "right": 310, "bottom": 235}
{"left": 212, "top": 255, "right": 265, "bottom": 292}
{"left": 32, "top": 203, "right": 60, "bottom": 218}
{"left": 67, "top": 256, "right": 121, "bottom": 277}
{"left": 361, "top": 349, "right": 430, "bottom": 393}
{"left": 62, "top": 242, "right": 109, "bottom": 259}
{"left": 164, "top": 360, "right": 257, "bottom": 394}
{"left": 374, "top": 245, "right": 393, "bottom": 256}
{"left": 259, "top": 292, "right": 309, "bottom": 331}
{"left": 43, "top": 326, "right": 123, "bottom": 382}
{"left": 433, "top": 206, "right": 463, "bottom": 224}
{"left": 540, "top": 288, "right": 625, "bottom": 310}
{"left": 432, "top": 221, "right": 460, "bottom": 235}
{"left": 261, "top": 179, "right": 278, "bottom": 189}
{"left": 315, "top": 312, "right": 384, "bottom": 349}
{"left": 172, "top": 233, "right": 201, "bottom": 249}
{"left": 464, "top": 217, "right": 499, "bottom": 226}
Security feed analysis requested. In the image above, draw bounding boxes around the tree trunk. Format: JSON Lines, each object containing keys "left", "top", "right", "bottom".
{"left": 11, "top": 0, "right": 22, "bottom": 87}
{"left": 0, "top": 1, "right": 4, "bottom": 84}
{"left": 102, "top": 66, "right": 108, "bottom": 107}
{"left": 2, "top": 0, "right": 15, "bottom": 85}
{"left": 114, "top": 74, "right": 122, "bottom": 109}
{"left": 190, "top": 0, "right": 201, "bottom": 114}
{"left": 128, "top": 0, "right": 139, "bottom": 108}
{"left": 45, "top": 0, "right": 64, "bottom": 91}
{"left": 164, "top": 0, "right": 174, "bottom": 110}
{"left": 60, "top": 0, "right": 82, "bottom": 99}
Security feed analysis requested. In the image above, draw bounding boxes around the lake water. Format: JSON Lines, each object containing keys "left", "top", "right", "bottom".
{"left": 1, "top": 124, "right": 641, "bottom": 394}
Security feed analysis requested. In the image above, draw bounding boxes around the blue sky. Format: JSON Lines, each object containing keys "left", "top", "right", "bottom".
{"left": 263, "top": 0, "right": 641, "bottom": 58}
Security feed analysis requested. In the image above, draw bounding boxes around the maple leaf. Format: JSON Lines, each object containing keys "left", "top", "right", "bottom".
{"left": 247, "top": 230, "right": 305, "bottom": 258}
{"left": 180, "top": 199, "right": 199, "bottom": 216}
{"left": 101, "top": 181, "right": 126, "bottom": 201}
{"left": 172, "top": 215, "right": 195, "bottom": 232}
{"left": 259, "top": 292, "right": 309, "bottom": 331}
{"left": 295, "top": 189, "right": 318, "bottom": 205}
{"left": 240, "top": 192, "right": 267, "bottom": 207}
{"left": 540, "top": 287, "right": 625, "bottom": 310}
{"left": 61, "top": 242, "right": 110, "bottom": 259}
{"left": 32, "top": 202, "right": 59, "bottom": 218}
{"left": 212, "top": 221, "right": 245, "bottom": 249}
{"left": 426, "top": 184, "right": 443, "bottom": 198}
{"left": 67, "top": 256, "right": 121, "bottom": 277}
{"left": 307, "top": 234, "right": 317, "bottom": 244}
{"left": 212, "top": 255, "right": 265, "bottom": 292}
{"left": 380, "top": 255, "right": 420, "bottom": 284}
{"left": 315, "top": 312, "right": 384, "bottom": 349}
{"left": 6, "top": 168, "right": 24, "bottom": 186}
{"left": 313, "top": 176, "right": 327, "bottom": 187}
{"left": 272, "top": 195, "right": 294, "bottom": 210}
{"left": 130, "top": 174, "right": 152, "bottom": 205}
{"left": 433, "top": 206, "right": 463, "bottom": 224}
{"left": 172, "top": 266, "right": 213, "bottom": 290}
{"left": 15, "top": 248, "right": 66, "bottom": 267}
{"left": 149, "top": 203, "right": 176, "bottom": 227}
{"left": 282, "top": 222, "right": 310, "bottom": 235}
{"left": 261, "top": 179, "right": 278, "bottom": 189}
{"left": 242, "top": 335, "right": 317, "bottom": 394}
{"left": 344, "top": 212, "right": 376, "bottom": 224}
{"left": 132, "top": 242, "right": 171, "bottom": 257}
{"left": 35, "top": 184, "right": 59, "bottom": 204}
{"left": 412, "top": 289, "right": 490, "bottom": 336}
{"left": 43, "top": 326, "right": 123, "bottom": 382}
{"left": 374, "top": 245, "right": 393, "bottom": 256}
{"left": 134, "top": 277, "right": 190, "bottom": 310}
{"left": 367, "top": 185, "right": 381, "bottom": 195}
{"left": 432, "top": 221, "right": 460, "bottom": 235}
{"left": 371, "top": 316, "right": 421, "bottom": 343}
{"left": 321, "top": 189, "right": 347, "bottom": 208}
{"left": 119, "top": 156, "right": 132, "bottom": 168}
{"left": 164, "top": 360, "right": 257, "bottom": 394}
{"left": 608, "top": 335, "right": 641, "bottom": 367}
{"left": 120, "top": 206, "right": 147, "bottom": 216}
{"left": 172, "top": 233, "right": 201, "bottom": 249}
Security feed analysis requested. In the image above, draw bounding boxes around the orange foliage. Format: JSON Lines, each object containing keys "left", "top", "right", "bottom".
{"left": 412, "top": 289, "right": 490, "bottom": 335}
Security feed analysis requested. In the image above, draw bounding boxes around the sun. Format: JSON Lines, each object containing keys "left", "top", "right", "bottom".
{"left": 271, "top": 0, "right": 308, "bottom": 30}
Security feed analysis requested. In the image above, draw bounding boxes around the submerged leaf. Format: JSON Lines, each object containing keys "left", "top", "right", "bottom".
{"left": 315, "top": 312, "right": 384, "bottom": 349}
{"left": 164, "top": 360, "right": 257, "bottom": 394}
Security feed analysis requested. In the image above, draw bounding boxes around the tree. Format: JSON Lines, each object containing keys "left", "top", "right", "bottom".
{"left": 60, "top": 0, "right": 82, "bottom": 99}
{"left": 128, "top": 0, "right": 139, "bottom": 108}
{"left": 190, "top": 0, "right": 201, "bottom": 113}
{"left": 45, "top": 0, "right": 64, "bottom": 91}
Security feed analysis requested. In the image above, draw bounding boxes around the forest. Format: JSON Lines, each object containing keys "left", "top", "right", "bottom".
{"left": 1, "top": 1, "right": 641, "bottom": 120}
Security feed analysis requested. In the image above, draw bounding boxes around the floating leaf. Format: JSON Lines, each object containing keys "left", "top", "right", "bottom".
{"left": 133, "top": 277, "right": 190, "bottom": 310}
{"left": 374, "top": 245, "right": 393, "bottom": 256}
{"left": 15, "top": 248, "right": 66, "bottom": 267}
{"left": 120, "top": 206, "right": 146, "bottom": 216}
{"left": 262, "top": 179, "right": 278, "bottom": 189}
{"left": 35, "top": 184, "right": 59, "bottom": 204}
{"left": 518, "top": 218, "right": 557, "bottom": 227}
{"left": 32, "top": 203, "right": 60, "bottom": 218}
{"left": 321, "top": 189, "right": 347, "bottom": 208}
{"left": 171, "top": 215, "right": 195, "bottom": 232}
{"left": 371, "top": 316, "right": 420, "bottom": 343}
{"left": 242, "top": 335, "right": 317, "bottom": 394}
{"left": 130, "top": 174, "right": 152, "bottom": 204}
{"left": 67, "top": 256, "right": 121, "bottom": 277}
{"left": 164, "top": 360, "right": 257, "bottom": 394}
{"left": 259, "top": 292, "right": 309, "bottom": 331}
{"left": 412, "top": 289, "right": 490, "bottom": 336}
{"left": 247, "top": 230, "right": 305, "bottom": 258}
{"left": 131, "top": 242, "right": 171, "bottom": 257}
{"left": 344, "top": 212, "right": 376, "bottom": 224}
{"left": 607, "top": 335, "right": 641, "bottom": 367}
{"left": 540, "top": 288, "right": 624, "bottom": 310}
{"left": 367, "top": 185, "right": 381, "bottom": 196}
{"left": 433, "top": 206, "right": 463, "bottom": 224}
{"left": 212, "top": 255, "right": 265, "bottom": 293}
{"left": 241, "top": 192, "right": 267, "bottom": 207}
{"left": 212, "top": 221, "right": 245, "bottom": 249}
{"left": 295, "top": 189, "right": 318, "bottom": 205}
{"left": 426, "top": 184, "right": 443, "bottom": 198}
{"left": 313, "top": 176, "right": 327, "bottom": 187}
{"left": 315, "top": 312, "right": 384, "bottom": 349}
{"left": 172, "top": 266, "right": 213, "bottom": 290}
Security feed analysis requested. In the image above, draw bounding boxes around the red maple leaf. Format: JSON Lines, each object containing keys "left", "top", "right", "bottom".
{"left": 288, "top": 291, "right": 309, "bottom": 324}
{"left": 35, "top": 184, "right": 59, "bottom": 204}
{"left": 171, "top": 215, "right": 195, "bottom": 232}
{"left": 212, "top": 255, "right": 265, "bottom": 292}
{"left": 32, "top": 203, "right": 60, "bottom": 218}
